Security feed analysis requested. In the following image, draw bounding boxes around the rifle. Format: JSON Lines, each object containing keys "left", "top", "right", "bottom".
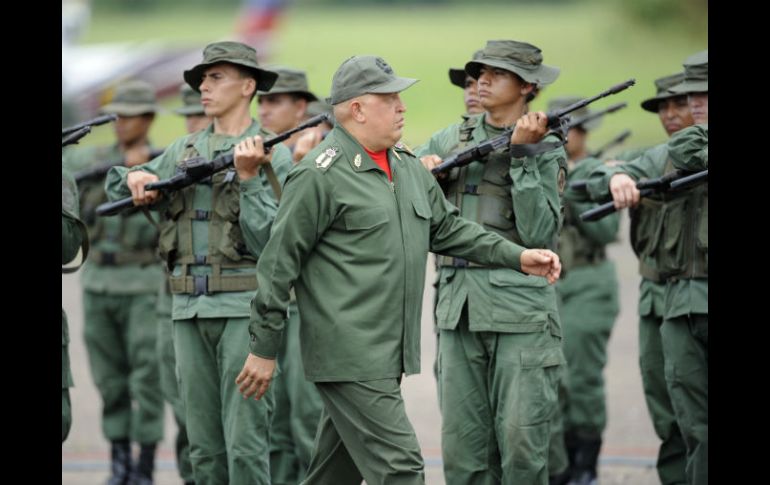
{"left": 566, "top": 101, "right": 627, "bottom": 131}
{"left": 74, "top": 148, "right": 167, "bottom": 184}
{"left": 431, "top": 79, "right": 636, "bottom": 174}
{"left": 96, "top": 113, "right": 329, "bottom": 217}
{"left": 580, "top": 169, "right": 708, "bottom": 221}
{"left": 590, "top": 129, "right": 632, "bottom": 159}
{"left": 669, "top": 169, "right": 708, "bottom": 190}
{"left": 61, "top": 114, "right": 118, "bottom": 147}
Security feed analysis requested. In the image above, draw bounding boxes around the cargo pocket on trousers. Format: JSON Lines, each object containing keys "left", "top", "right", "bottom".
{"left": 518, "top": 345, "right": 564, "bottom": 426}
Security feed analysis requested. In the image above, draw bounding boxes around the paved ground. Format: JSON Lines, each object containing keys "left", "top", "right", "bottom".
{"left": 62, "top": 212, "right": 662, "bottom": 484}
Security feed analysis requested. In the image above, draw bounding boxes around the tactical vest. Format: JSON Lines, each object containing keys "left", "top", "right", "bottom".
{"left": 78, "top": 146, "right": 159, "bottom": 267}
{"left": 439, "top": 116, "right": 563, "bottom": 267}
{"left": 558, "top": 200, "right": 606, "bottom": 273}
{"left": 159, "top": 134, "right": 258, "bottom": 295}
{"left": 631, "top": 157, "right": 708, "bottom": 281}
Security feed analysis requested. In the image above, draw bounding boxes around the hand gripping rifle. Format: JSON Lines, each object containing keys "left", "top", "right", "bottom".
{"left": 430, "top": 79, "right": 636, "bottom": 174}
{"left": 579, "top": 169, "right": 708, "bottom": 221}
{"left": 96, "top": 113, "right": 329, "bottom": 216}
{"left": 74, "top": 148, "right": 167, "bottom": 183}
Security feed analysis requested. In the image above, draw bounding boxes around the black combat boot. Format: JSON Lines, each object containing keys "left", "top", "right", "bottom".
{"left": 549, "top": 468, "right": 572, "bottom": 485}
{"left": 127, "top": 443, "right": 156, "bottom": 485}
{"left": 566, "top": 434, "right": 602, "bottom": 485}
{"left": 107, "top": 439, "right": 132, "bottom": 485}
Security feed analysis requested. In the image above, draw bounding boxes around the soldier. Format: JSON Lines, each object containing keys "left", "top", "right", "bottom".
{"left": 62, "top": 165, "right": 89, "bottom": 443}
{"left": 585, "top": 70, "right": 696, "bottom": 485}
{"left": 416, "top": 39, "right": 567, "bottom": 484}
{"left": 153, "top": 83, "right": 213, "bottom": 485}
{"left": 636, "top": 72, "right": 695, "bottom": 485}
{"left": 448, "top": 49, "right": 484, "bottom": 115}
{"left": 105, "top": 41, "right": 293, "bottom": 485}
{"left": 546, "top": 97, "right": 621, "bottom": 485}
{"left": 63, "top": 79, "right": 165, "bottom": 485}
{"left": 174, "top": 83, "right": 213, "bottom": 133}
{"left": 257, "top": 65, "right": 326, "bottom": 485}
{"left": 236, "top": 54, "right": 563, "bottom": 485}
{"left": 610, "top": 71, "right": 694, "bottom": 164}
{"left": 587, "top": 50, "right": 707, "bottom": 485}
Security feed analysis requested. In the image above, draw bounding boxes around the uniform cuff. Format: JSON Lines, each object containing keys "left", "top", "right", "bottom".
{"left": 240, "top": 174, "right": 269, "bottom": 193}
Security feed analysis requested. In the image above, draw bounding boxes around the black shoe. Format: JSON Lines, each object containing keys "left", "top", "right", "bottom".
{"left": 550, "top": 469, "right": 572, "bottom": 485}
{"left": 107, "top": 439, "right": 132, "bottom": 485}
{"left": 567, "top": 470, "right": 597, "bottom": 485}
{"left": 566, "top": 433, "right": 602, "bottom": 485}
{"left": 127, "top": 443, "right": 156, "bottom": 485}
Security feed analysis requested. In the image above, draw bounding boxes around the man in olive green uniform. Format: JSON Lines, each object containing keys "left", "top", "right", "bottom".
{"left": 546, "top": 97, "right": 621, "bottom": 485}
{"left": 175, "top": 83, "right": 213, "bottom": 133}
{"left": 634, "top": 72, "right": 695, "bottom": 485}
{"left": 416, "top": 40, "right": 567, "bottom": 485}
{"left": 587, "top": 50, "right": 707, "bottom": 485}
{"left": 448, "top": 49, "right": 484, "bottom": 115}
{"left": 62, "top": 166, "right": 89, "bottom": 443}
{"left": 236, "top": 54, "right": 563, "bottom": 485}
{"left": 586, "top": 71, "right": 696, "bottom": 485}
{"left": 63, "top": 79, "right": 165, "bottom": 485}
{"left": 431, "top": 48, "right": 486, "bottom": 394}
{"left": 106, "top": 41, "right": 293, "bottom": 485}
{"left": 154, "top": 83, "right": 213, "bottom": 485}
{"left": 257, "top": 65, "right": 325, "bottom": 485}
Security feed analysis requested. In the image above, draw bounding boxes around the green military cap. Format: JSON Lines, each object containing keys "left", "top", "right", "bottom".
{"left": 448, "top": 49, "right": 484, "bottom": 88}
{"left": 466, "top": 39, "right": 560, "bottom": 86}
{"left": 669, "top": 49, "right": 708, "bottom": 94}
{"left": 183, "top": 41, "right": 278, "bottom": 93}
{"left": 640, "top": 72, "right": 686, "bottom": 113}
{"left": 173, "top": 84, "right": 206, "bottom": 116}
{"left": 547, "top": 96, "right": 601, "bottom": 131}
{"left": 101, "top": 79, "right": 159, "bottom": 116}
{"left": 306, "top": 100, "right": 335, "bottom": 125}
{"left": 327, "top": 55, "right": 418, "bottom": 105}
{"left": 258, "top": 66, "right": 318, "bottom": 101}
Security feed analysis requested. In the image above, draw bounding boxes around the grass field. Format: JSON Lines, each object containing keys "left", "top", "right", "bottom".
{"left": 74, "top": 2, "right": 707, "bottom": 155}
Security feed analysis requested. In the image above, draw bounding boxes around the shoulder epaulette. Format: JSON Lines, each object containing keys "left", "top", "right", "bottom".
{"left": 314, "top": 146, "right": 341, "bottom": 171}
{"left": 393, "top": 141, "right": 415, "bottom": 157}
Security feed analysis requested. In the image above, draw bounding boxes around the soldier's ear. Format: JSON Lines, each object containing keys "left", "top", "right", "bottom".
{"left": 243, "top": 77, "right": 257, "bottom": 98}
{"left": 350, "top": 99, "right": 366, "bottom": 123}
{"left": 520, "top": 82, "right": 535, "bottom": 97}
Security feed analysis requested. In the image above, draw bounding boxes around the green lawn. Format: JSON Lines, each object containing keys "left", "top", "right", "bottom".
{"left": 76, "top": 2, "right": 706, "bottom": 155}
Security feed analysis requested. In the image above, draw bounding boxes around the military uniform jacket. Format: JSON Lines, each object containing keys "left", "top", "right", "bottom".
{"left": 557, "top": 156, "right": 619, "bottom": 303}
{"left": 249, "top": 125, "right": 527, "bottom": 382}
{"left": 64, "top": 144, "right": 163, "bottom": 294}
{"left": 415, "top": 114, "right": 566, "bottom": 333}
{"left": 106, "top": 121, "right": 292, "bottom": 321}
{"left": 587, "top": 140, "right": 707, "bottom": 319}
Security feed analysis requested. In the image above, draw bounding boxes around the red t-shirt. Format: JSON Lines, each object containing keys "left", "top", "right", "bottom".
{"left": 364, "top": 147, "right": 392, "bottom": 181}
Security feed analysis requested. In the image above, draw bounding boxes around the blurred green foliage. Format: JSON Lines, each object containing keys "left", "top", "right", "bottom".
{"left": 77, "top": 1, "right": 706, "bottom": 156}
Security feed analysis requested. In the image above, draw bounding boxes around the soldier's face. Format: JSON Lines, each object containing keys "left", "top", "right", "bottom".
{"left": 199, "top": 64, "right": 254, "bottom": 117}
{"left": 477, "top": 66, "right": 525, "bottom": 109}
{"left": 258, "top": 94, "right": 307, "bottom": 134}
{"left": 687, "top": 93, "right": 708, "bottom": 124}
{"left": 185, "top": 114, "right": 211, "bottom": 134}
{"left": 114, "top": 114, "right": 153, "bottom": 145}
{"left": 565, "top": 127, "right": 588, "bottom": 161}
{"left": 658, "top": 96, "right": 694, "bottom": 136}
{"left": 463, "top": 76, "right": 483, "bottom": 114}
{"left": 361, "top": 93, "right": 406, "bottom": 148}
